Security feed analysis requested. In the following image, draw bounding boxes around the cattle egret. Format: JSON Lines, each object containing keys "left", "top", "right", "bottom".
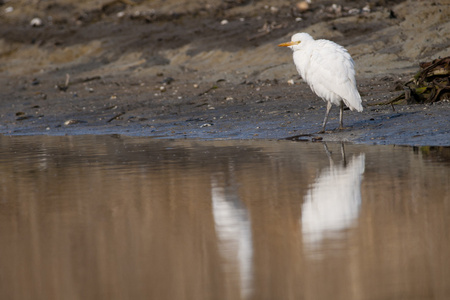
{"left": 278, "top": 33, "right": 363, "bottom": 133}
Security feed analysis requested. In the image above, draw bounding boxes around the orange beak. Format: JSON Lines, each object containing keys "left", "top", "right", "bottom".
{"left": 278, "top": 41, "right": 301, "bottom": 47}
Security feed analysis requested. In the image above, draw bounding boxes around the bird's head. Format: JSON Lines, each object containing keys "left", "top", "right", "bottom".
{"left": 278, "top": 33, "right": 313, "bottom": 51}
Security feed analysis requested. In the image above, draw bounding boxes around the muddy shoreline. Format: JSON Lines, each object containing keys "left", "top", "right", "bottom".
{"left": 0, "top": 0, "right": 449, "bottom": 146}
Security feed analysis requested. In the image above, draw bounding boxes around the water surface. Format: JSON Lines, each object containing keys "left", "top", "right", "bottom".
{"left": 0, "top": 135, "right": 449, "bottom": 300}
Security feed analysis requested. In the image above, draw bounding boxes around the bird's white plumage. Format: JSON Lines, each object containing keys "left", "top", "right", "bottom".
{"left": 279, "top": 32, "right": 363, "bottom": 132}
{"left": 291, "top": 33, "right": 362, "bottom": 112}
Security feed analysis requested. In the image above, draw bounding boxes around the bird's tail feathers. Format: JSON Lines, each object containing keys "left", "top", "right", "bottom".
{"left": 344, "top": 88, "right": 363, "bottom": 112}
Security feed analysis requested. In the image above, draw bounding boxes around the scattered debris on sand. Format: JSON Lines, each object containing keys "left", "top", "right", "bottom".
{"left": 385, "top": 57, "right": 450, "bottom": 105}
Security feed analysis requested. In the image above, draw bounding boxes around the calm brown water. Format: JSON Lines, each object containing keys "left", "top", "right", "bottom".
{"left": 0, "top": 135, "right": 449, "bottom": 300}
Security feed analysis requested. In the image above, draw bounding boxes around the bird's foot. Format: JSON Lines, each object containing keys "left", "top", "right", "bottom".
{"left": 318, "top": 130, "right": 334, "bottom": 134}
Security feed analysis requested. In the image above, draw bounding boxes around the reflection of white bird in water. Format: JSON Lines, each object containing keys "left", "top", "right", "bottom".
{"left": 278, "top": 33, "right": 363, "bottom": 133}
{"left": 211, "top": 175, "right": 253, "bottom": 298}
{"left": 301, "top": 144, "right": 365, "bottom": 250}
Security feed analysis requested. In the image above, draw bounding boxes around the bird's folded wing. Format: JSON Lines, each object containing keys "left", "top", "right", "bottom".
{"left": 305, "top": 41, "right": 363, "bottom": 112}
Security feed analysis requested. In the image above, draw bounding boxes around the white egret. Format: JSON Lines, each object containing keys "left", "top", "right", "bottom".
{"left": 278, "top": 33, "right": 363, "bottom": 133}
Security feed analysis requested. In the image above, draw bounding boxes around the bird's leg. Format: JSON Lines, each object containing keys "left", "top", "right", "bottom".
{"left": 319, "top": 101, "right": 332, "bottom": 133}
{"left": 338, "top": 101, "right": 344, "bottom": 130}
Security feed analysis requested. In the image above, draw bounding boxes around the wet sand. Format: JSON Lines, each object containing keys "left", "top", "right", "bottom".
{"left": 0, "top": 0, "right": 449, "bottom": 145}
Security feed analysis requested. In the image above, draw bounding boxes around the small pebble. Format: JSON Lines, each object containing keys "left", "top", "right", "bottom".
{"left": 30, "top": 18, "right": 43, "bottom": 27}
{"left": 296, "top": 1, "right": 309, "bottom": 12}
{"left": 64, "top": 119, "right": 81, "bottom": 125}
